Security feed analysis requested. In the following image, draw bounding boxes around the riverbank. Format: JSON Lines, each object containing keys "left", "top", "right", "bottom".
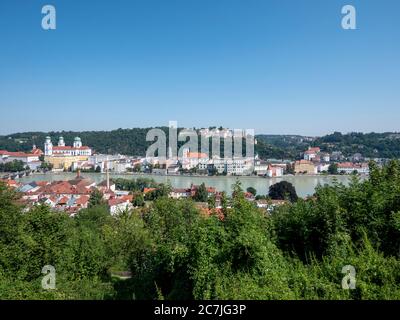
{"left": 16, "top": 171, "right": 359, "bottom": 198}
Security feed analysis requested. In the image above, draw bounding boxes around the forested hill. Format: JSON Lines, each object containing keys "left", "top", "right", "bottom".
{"left": 0, "top": 128, "right": 158, "bottom": 156}
{"left": 1, "top": 129, "right": 400, "bottom": 159}
{"left": 257, "top": 132, "right": 400, "bottom": 159}
{"left": 313, "top": 132, "right": 400, "bottom": 158}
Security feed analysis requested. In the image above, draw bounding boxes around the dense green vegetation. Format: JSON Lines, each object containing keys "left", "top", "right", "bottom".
{"left": 1, "top": 161, "right": 400, "bottom": 299}
{"left": 269, "top": 181, "right": 298, "bottom": 202}
{"left": 3, "top": 129, "right": 400, "bottom": 160}
{"left": 0, "top": 160, "right": 27, "bottom": 172}
{"left": 313, "top": 131, "right": 400, "bottom": 158}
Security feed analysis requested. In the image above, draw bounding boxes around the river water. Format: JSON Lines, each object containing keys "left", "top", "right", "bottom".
{"left": 16, "top": 172, "right": 358, "bottom": 198}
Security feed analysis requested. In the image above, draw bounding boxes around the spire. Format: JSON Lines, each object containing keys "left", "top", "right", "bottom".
{"left": 106, "top": 158, "right": 110, "bottom": 191}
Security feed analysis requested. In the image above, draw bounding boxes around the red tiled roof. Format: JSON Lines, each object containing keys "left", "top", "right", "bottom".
{"left": 35, "top": 181, "right": 49, "bottom": 187}
{"left": 337, "top": 162, "right": 368, "bottom": 168}
{"left": 76, "top": 195, "right": 89, "bottom": 205}
{"left": 143, "top": 188, "right": 156, "bottom": 194}
{"left": 0, "top": 150, "right": 38, "bottom": 157}
{"left": 187, "top": 152, "right": 208, "bottom": 159}
{"left": 120, "top": 195, "right": 133, "bottom": 202}
{"left": 58, "top": 196, "right": 69, "bottom": 204}
{"left": 108, "top": 198, "right": 128, "bottom": 206}
{"left": 31, "top": 148, "right": 44, "bottom": 155}
{"left": 53, "top": 146, "right": 91, "bottom": 151}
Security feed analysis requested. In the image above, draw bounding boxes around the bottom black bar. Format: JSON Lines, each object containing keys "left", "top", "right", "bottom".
{"left": 0, "top": 300, "right": 396, "bottom": 319}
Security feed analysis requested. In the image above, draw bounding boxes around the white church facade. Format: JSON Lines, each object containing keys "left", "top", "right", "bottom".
{"left": 44, "top": 136, "right": 92, "bottom": 156}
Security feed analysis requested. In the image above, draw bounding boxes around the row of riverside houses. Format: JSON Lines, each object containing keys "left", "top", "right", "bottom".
{"left": 294, "top": 146, "right": 372, "bottom": 175}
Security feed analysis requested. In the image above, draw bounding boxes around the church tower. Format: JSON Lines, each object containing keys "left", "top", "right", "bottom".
{"left": 58, "top": 136, "right": 65, "bottom": 147}
{"left": 73, "top": 137, "right": 82, "bottom": 148}
{"left": 44, "top": 136, "right": 53, "bottom": 156}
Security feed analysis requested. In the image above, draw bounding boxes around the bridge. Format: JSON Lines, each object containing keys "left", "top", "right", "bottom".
{"left": 0, "top": 169, "right": 33, "bottom": 180}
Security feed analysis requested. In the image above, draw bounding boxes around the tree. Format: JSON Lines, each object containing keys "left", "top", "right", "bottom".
{"left": 269, "top": 181, "right": 298, "bottom": 202}
{"left": 88, "top": 189, "right": 106, "bottom": 208}
{"left": 207, "top": 193, "right": 216, "bottom": 209}
{"left": 328, "top": 163, "right": 338, "bottom": 175}
{"left": 193, "top": 183, "right": 208, "bottom": 202}
{"left": 132, "top": 194, "right": 145, "bottom": 207}
{"left": 246, "top": 187, "right": 257, "bottom": 196}
{"left": 40, "top": 161, "right": 53, "bottom": 171}
{"left": 286, "top": 163, "right": 295, "bottom": 175}
{"left": 0, "top": 160, "right": 25, "bottom": 172}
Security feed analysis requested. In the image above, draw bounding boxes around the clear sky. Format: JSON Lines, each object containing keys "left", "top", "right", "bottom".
{"left": 0, "top": 0, "right": 399, "bottom": 136}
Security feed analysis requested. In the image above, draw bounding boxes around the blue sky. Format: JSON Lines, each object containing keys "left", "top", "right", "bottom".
{"left": 0, "top": 0, "right": 399, "bottom": 136}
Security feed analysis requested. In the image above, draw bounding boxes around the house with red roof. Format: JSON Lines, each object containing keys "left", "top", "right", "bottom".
{"left": 108, "top": 197, "right": 132, "bottom": 215}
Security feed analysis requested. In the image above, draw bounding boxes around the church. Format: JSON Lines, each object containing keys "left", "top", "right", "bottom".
{"left": 44, "top": 136, "right": 92, "bottom": 156}
{"left": 44, "top": 136, "right": 92, "bottom": 171}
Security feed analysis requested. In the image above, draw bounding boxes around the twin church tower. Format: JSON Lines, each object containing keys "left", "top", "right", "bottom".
{"left": 44, "top": 136, "right": 92, "bottom": 156}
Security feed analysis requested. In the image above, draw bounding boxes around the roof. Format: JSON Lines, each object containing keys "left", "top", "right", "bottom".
{"left": 53, "top": 146, "right": 91, "bottom": 151}
{"left": 308, "top": 147, "right": 321, "bottom": 153}
{"left": 35, "top": 181, "right": 49, "bottom": 187}
{"left": 187, "top": 152, "right": 208, "bottom": 159}
{"left": 58, "top": 196, "right": 69, "bottom": 205}
{"left": 108, "top": 198, "right": 128, "bottom": 207}
{"left": 120, "top": 195, "right": 133, "bottom": 202}
{"left": 337, "top": 162, "right": 369, "bottom": 168}
{"left": 143, "top": 188, "right": 156, "bottom": 194}
{"left": 0, "top": 150, "right": 38, "bottom": 158}
{"left": 76, "top": 195, "right": 89, "bottom": 205}
{"left": 31, "top": 148, "right": 44, "bottom": 155}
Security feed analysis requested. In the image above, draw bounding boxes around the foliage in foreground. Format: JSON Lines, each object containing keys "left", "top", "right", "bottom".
{"left": 0, "top": 161, "right": 400, "bottom": 299}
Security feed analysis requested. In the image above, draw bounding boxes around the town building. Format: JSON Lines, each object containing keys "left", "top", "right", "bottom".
{"left": 44, "top": 136, "right": 92, "bottom": 157}
{"left": 337, "top": 162, "right": 369, "bottom": 174}
{"left": 44, "top": 137, "right": 93, "bottom": 171}
{"left": 266, "top": 164, "right": 284, "bottom": 177}
{"left": 254, "top": 160, "right": 269, "bottom": 176}
{"left": 294, "top": 160, "right": 317, "bottom": 174}
{"left": 303, "top": 147, "right": 321, "bottom": 161}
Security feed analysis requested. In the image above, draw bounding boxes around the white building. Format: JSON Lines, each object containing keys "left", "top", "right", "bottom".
{"left": 317, "top": 163, "right": 330, "bottom": 173}
{"left": 337, "top": 162, "right": 369, "bottom": 174}
{"left": 208, "top": 157, "right": 254, "bottom": 175}
{"left": 266, "top": 165, "right": 283, "bottom": 177}
{"left": 254, "top": 160, "right": 269, "bottom": 176}
{"left": 303, "top": 147, "right": 321, "bottom": 161}
{"left": 180, "top": 148, "right": 209, "bottom": 170}
{"left": 44, "top": 136, "right": 92, "bottom": 156}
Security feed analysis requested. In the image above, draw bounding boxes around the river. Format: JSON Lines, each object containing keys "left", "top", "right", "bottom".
{"left": 16, "top": 172, "right": 359, "bottom": 198}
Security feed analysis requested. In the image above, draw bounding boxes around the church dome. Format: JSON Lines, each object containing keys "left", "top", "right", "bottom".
{"left": 74, "top": 137, "right": 81, "bottom": 141}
